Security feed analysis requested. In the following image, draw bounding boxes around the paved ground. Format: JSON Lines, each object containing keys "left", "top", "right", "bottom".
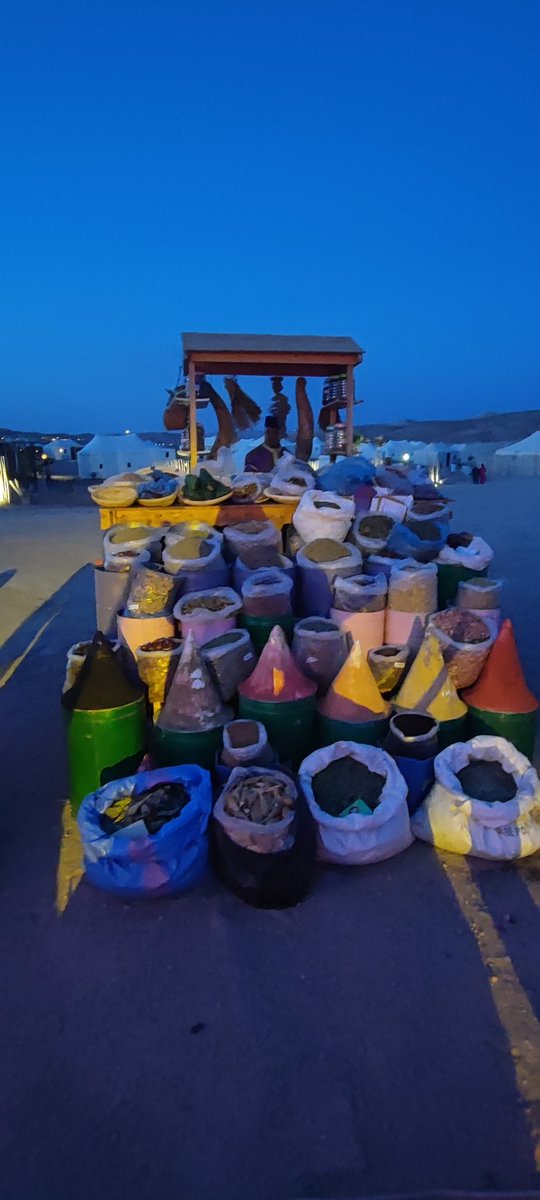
{"left": 1, "top": 480, "right": 540, "bottom": 1200}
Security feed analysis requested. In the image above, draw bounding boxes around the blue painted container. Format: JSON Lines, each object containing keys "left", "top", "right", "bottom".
{"left": 392, "top": 754, "right": 436, "bottom": 815}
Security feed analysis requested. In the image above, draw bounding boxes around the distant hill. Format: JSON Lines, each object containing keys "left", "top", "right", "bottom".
{"left": 359, "top": 409, "right": 540, "bottom": 445}
{"left": 1, "top": 408, "right": 539, "bottom": 447}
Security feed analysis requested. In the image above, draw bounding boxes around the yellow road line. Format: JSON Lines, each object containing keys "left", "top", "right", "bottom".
{"left": 440, "top": 851, "right": 540, "bottom": 1170}
{"left": 0, "top": 613, "right": 57, "bottom": 687}
{"left": 56, "top": 800, "right": 84, "bottom": 915}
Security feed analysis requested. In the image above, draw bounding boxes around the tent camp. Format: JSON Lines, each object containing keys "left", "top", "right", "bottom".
{"left": 77, "top": 434, "right": 175, "bottom": 479}
{"left": 43, "top": 438, "right": 80, "bottom": 461}
{"left": 494, "top": 431, "right": 540, "bottom": 476}
{"left": 380, "top": 439, "right": 439, "bottom": 467}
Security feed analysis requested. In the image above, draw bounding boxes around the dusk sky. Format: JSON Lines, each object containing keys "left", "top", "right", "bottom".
{"left": 1, "top": 0, "right": 539, "bottom": 433}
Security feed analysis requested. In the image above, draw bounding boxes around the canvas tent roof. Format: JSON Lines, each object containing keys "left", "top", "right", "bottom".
{"left": 496, "top": 431, "right": 540, "bottom": 455}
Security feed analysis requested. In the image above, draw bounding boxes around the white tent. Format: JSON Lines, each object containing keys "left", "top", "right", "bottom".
{"left": 77, "top": 434, "right": 175, "bottom": 479}
{"left": 494, "top": 431, "right": 540, "bottom": 476}
{"left": 43, "top": 437, "right": 79, "bottom": 461}
{"left": 381, "top": 439, "right": 439, "bottom": 467}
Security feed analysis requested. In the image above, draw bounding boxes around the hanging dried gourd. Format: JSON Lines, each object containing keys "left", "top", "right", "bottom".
{"left": 204, "top": 379, "right": 237, "bottom": 455}
{"left": 294, "top": 376, "right": 314, "bottom": 462}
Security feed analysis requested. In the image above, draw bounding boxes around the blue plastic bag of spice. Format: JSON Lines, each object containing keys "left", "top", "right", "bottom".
{"left": 78, "top": 765, "right": 212, "bottom": 897}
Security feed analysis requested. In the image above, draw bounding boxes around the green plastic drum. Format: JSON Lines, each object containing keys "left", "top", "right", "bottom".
{"left": 152, "top": 724, "right": 224, "bottom": 770}
{"left": 238, "top": 694, "right": 316, "bottom": 767}
{"left": 437, "top": 564, "right": 487, "bottom": 609}
{"left": 239, "top": 612, "right": 295, "bottom": 655}
{"left": 437, "top": 713, "right": 468, "bottom": 750}
{"left": 318, "top": 713, "right": 389, "bottom": 749}
{"left": 67, "top": 698, "right": 147, "bottom": 814}
{"left": 467, "top": 706, "right": 537, "bottom": 761}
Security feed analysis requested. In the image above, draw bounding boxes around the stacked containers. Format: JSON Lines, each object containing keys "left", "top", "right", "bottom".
{"left": 174, "top": 588, "right": 242, "bottom": 647}
{"left": 457, "top": 578, "right": 502, "bottom": 637}
{"left": 330, "top": 573, "right": 387, "bottom": 654}
{"left": 385, "top": 561, "right": 437, "bottom": 647}
{"left": 296, "top": 540, "right": 362, "bottom": 618}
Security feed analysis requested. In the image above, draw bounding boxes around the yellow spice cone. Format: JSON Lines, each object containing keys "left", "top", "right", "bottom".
{"left": 320, "top": 640, "right": 389, "bottom": 721}
{"left": 394, "top": 631, "right": 466, "bottom": 720}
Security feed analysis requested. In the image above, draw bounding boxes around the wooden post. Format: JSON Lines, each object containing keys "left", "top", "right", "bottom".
{"left": 188, "top": 358, "right": 197, "bottom": 471}
{"left": 346, "top": 364, "right": 355, "bottom": 455}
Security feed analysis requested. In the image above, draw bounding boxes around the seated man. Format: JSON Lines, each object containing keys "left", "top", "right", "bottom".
{"left": 244, "top": 416, "right": 284, "bottom": 473}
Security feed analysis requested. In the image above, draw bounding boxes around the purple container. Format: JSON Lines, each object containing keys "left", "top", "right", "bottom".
{"left": 177, "top": 562, "right": 231, "bottom": 595}
{"left": 233, "top": 554, "right": 296, "bottom": 596}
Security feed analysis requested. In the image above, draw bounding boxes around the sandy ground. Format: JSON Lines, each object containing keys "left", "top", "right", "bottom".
{"left": 0, "top": 506, "right": 100, "bottom": 645}
{"left": 1, "top": 479, "right": 540, "bottom": 1200}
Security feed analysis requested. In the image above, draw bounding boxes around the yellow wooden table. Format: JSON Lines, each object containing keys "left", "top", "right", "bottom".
{"left": 97, "top": 498, "right": 299, "bottom": 533}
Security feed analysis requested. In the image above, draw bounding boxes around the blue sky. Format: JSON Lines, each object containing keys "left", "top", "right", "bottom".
{"left": 1, "top": 0, "right": 539, "bottom": 433}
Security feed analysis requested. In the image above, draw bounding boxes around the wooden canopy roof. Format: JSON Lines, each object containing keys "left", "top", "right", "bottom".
{"left": 182, "top": 332, "right": 364, "bottom": 378}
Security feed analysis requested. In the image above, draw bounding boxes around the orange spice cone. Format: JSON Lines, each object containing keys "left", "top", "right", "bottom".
{"left": 463, "top": 620, "right": 538, "bottom": 760}
{"left": 462, "top": 619, "right": 538, "bottom": 714}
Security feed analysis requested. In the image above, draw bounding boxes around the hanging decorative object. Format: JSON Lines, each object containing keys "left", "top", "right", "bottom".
{"left": 269, "top": 376, "right": 290, "bottom": 436}
{"left": 294, "top": 377, "right": 314, "bottom": 463}
{"left": 224, "top": 377, "right": 262, "bottom": 432}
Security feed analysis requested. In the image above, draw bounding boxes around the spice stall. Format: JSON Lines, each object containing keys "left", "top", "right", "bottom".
{"left": 96, "top": 331, "right": 365, "bottom": 533}
{"left": 72, "top": 331, "right": 540, "bottom": 906}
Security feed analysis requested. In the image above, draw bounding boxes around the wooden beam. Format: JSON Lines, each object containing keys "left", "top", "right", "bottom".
{"left": 346, "top": 364, "right": 355, "bottom": 455}
{"left": 188, "top": 358, "right": 197, "bottom": 471}
{"left": 185, "top": 351, "right": 363, "bottom": 377}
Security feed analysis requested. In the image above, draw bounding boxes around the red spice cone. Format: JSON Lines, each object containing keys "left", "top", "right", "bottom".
{"left": 238, "top": 625, "right": 316, "bottom": 702}
{"left": 462, "top": 619, "right": 538, "bottom": 714}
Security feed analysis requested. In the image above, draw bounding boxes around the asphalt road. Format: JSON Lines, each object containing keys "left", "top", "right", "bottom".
{"left": 1, "top": 479, "right": 540, "bottom": 1200}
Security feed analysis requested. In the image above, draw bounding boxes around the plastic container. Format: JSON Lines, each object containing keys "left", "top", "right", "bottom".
{"left": 364, "top": 555, "right": 399, "bottom": 581}
{"left": 66, "top": 700, "right": 147, "bottom": 813}
{"left": 390, "top": 755, "right": 436, "bottom": 815}
{"left": 201, "top": 629, "right": 257, "bottom": 702}
{"left": 437, "top": 563, "right": 487, "bottom": 609}
{"left": 233, "top": 553, "right": 295, "bottom": 596}
{"left": 152, "top": 724, "right": 224, "bottom": 770}
{"left": 239, "top": 612, "right": 295, "bottom": 654}
{"left": 296, "top": 541, "right": 362, "bottom": 618}
{"left": 330, "top": 607, "right": 386, "bottom": 655}
{"left": 174, "top": 588, "right": 242, "bottom": 648}
{"left": 117, "top": 611, "right": 175, "bottom": 657}
{"left": 135, "top": 639, "right": 183, "bottom": 719}
{"left": 317, "top": 713, "right": 388, "bottom": 748}
{"left": 238, "top": 695, "right": 317, "bottom": 767}
{"left": 385, "top": 608, "right": 429, "bottom": 648}
{"left": 466, "top": 708, "right": 537, "bottom": 762}
{"left": 292, "top": 618, "right": 347, "bottom": 693}
{"left": 177, "top": 562, "right": 231, "bottom": 595}
{"left": 457, "top": 578, "right": 502, "bottom": 610}
{"left": 385, "top": 713, "right": 439, "bottom": 816}
{"left": 241, "top": 568, "right": 293, "bottom": 618}
{"left": 368, "top": 645, "right": 411, "bottom": 698}
{"left": 465, "top": 608, "right": 501, "bottom": 638}
{"left": 94, "top": 566, "right": 133, "bottom": 638}
{"left": 385, "top": 712, "right": 439, "bottom": 760}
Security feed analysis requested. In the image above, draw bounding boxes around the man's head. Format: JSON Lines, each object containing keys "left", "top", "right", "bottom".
{"left": 264, "top": 415, "right": 281, "bottom": 449}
